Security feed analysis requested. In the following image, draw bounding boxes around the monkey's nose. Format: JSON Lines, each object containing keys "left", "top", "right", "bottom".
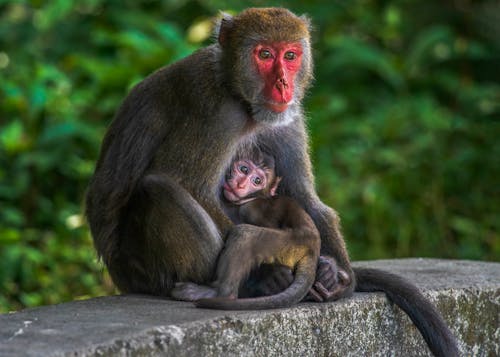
{"left": 277, "top": 77, "right": 288, "bottom": 86}
{"left": 275, "top": 79, "right": 289, "bottom": 101}
{"left": 275, "top": 79, "right": 288, "bottom": 93}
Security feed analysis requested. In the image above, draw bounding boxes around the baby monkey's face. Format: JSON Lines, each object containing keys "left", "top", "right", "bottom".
{"left": 223, "top": 160, "right": 268, "bottom": 205}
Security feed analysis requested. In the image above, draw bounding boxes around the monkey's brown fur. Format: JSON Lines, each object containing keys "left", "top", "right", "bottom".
{"left": 86, "top": 6, "right": 352, "bottom": 299}
{"left": 86, "top": 7, "right": 458, "bottom": 356}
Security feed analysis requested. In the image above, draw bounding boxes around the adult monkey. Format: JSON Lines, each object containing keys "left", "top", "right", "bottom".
{"left": 86, "top": 8, "right": 458, "bottom": 356}
{"left": 86, "top": 7, "right": 352, "bottom": 303}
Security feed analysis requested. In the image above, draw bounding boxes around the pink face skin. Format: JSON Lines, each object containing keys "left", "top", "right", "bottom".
{"left": 253, "top": 42, "right": 303, "bottom": 113}
{"left": 223, "top": 160, "right": 268, "bottom": 205}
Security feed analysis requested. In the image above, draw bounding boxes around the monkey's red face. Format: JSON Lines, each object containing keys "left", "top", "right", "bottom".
{"left": 223, "top": 160, "right": 268, "bottom": 205}
{"left": 253, "top": 42, "right": 303, "bottom": 113}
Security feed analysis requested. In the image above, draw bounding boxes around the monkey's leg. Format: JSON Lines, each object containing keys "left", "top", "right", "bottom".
{"left": 305, "top": 207, "right": 354, "bottom": 300}
{"left": 114, "top": 173, "right": 226, "bottom": 296}
{"left": 213, "top": 224, "right": 296, "bottom": 298}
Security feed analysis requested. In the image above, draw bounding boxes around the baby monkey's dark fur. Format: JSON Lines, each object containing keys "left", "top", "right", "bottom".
{"left": 196, "top": 197, "right": 320, "bottom": 309}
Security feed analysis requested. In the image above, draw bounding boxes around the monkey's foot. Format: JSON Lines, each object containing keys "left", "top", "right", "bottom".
{"left": 170, "top": 282, "right": 217, "bottom": 302}
{"left": 305, "top": 256, "right": 352, "bottom": 302}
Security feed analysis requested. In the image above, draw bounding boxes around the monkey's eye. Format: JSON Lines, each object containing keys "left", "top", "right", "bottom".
{"left": 253, "top": 176, "right": 262, "bottom": 185}
{"left": 259, "top": 49, "right": 272, "bottom": 60}
{"left": 239, "top": 165, "right": 249, "bottom": 174}
{"left": 284, "top": 51, "right": 297, "bottom": 60}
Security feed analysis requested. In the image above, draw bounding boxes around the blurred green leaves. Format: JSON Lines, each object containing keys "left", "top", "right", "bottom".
{"left": 0, "top": 0, "right": 499, "bottom": 312}
{"left": 308, "top": 0, "right": 500, "bottom": 261}
{"left": 0, "top": 0, "right": 208, "bottom": 312}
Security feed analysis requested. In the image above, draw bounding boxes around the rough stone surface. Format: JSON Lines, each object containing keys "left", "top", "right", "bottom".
{"left": 0, "top": 259, "right": 498, "bottom": 356}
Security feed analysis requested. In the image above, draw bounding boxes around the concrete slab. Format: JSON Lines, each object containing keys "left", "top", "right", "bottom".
{"left": 0, "top": 259, "right": 498, "bottom": 356}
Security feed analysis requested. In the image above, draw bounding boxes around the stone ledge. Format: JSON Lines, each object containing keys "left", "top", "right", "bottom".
{"left": 0, "top": 259, "right": 498, "bottom": 356}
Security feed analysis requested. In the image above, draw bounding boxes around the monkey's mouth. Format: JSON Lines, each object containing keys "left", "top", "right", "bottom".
{"left": 222, "top": 183, "right": 239, "bottom": 201}
{"left": 266, "top": 102, "right": 289, "bottom": 113}
{"left": 222, "top": 183, "right": 249, "bottom": 205}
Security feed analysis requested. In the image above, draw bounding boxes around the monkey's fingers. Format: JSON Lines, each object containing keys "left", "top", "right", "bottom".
{"left": 305, "top": 287, "right": 325, "bottom": 302}
{"left": 317, "top": 268, "right": 350, "bottom": 290}
{"left": 311, "top": 282, "right": 345, "bottom": 302}
{"left": 317, "top": 263, "right": 334, "bottom": 276}
{"left": 317, "top": 269, "right": 336, "bottom": 290}
{"left": 337, "top": 269, "right": 351, "bottom": 286}
{"left": 316, "top": 256, "right": 339, "bottom": 290}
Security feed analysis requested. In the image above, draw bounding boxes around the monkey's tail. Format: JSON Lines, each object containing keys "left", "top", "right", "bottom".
{"left": 353, "top": 267, "right": 460, "bottom": 357}
{"left": 195, "top": 256, "right": 316, "bottom": 310}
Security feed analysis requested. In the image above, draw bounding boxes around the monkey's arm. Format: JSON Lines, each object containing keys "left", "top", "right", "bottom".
{"left": 306, "top": 206, "right": 354, "bottom": 301}
{"left": 86, "top": 78, "right": 175, "bottom": 268}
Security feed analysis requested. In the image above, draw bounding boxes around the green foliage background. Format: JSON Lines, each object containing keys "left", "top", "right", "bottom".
{"left": 1, "top": 0, "right": 499, "bottom": 312}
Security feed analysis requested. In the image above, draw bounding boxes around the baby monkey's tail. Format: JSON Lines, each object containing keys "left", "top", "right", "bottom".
{"left": 195, "top": 256, "right": 316, "bottom": 310}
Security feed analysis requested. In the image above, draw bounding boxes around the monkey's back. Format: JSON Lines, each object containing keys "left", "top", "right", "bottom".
{"left": 242, "top": 196, "right": 313, "bottom": 225}
{"left": 86, "top": 44, "right": 252, "bottom": 264}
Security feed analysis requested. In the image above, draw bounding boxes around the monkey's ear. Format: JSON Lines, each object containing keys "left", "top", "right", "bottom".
{"left": 216, "top": 12, "right": 234, "bottom": 47}
{"left": 270, "top": 177, "right": 282, "bottom": 197}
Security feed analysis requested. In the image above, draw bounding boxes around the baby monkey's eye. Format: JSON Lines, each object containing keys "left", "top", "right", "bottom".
{"left": 253, "top": 176, "right": 262, "bottom": 185}
{"left": 239, "top": 165, "right": 249, "bottom": 174}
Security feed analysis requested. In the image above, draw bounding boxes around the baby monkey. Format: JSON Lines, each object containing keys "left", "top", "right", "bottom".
{"left": 172, "top": 150, "right": 320, "bottom": 309}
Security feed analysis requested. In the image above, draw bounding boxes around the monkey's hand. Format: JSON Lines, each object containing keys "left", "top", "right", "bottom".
{"left": 170, "top": 282, "right": 217, "bottom": 302}
{"left": 242, "top": 264, "right": 293, "bottom": 297}
{"left": 305, "top": 256, "right": 351, "bottom": 302}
